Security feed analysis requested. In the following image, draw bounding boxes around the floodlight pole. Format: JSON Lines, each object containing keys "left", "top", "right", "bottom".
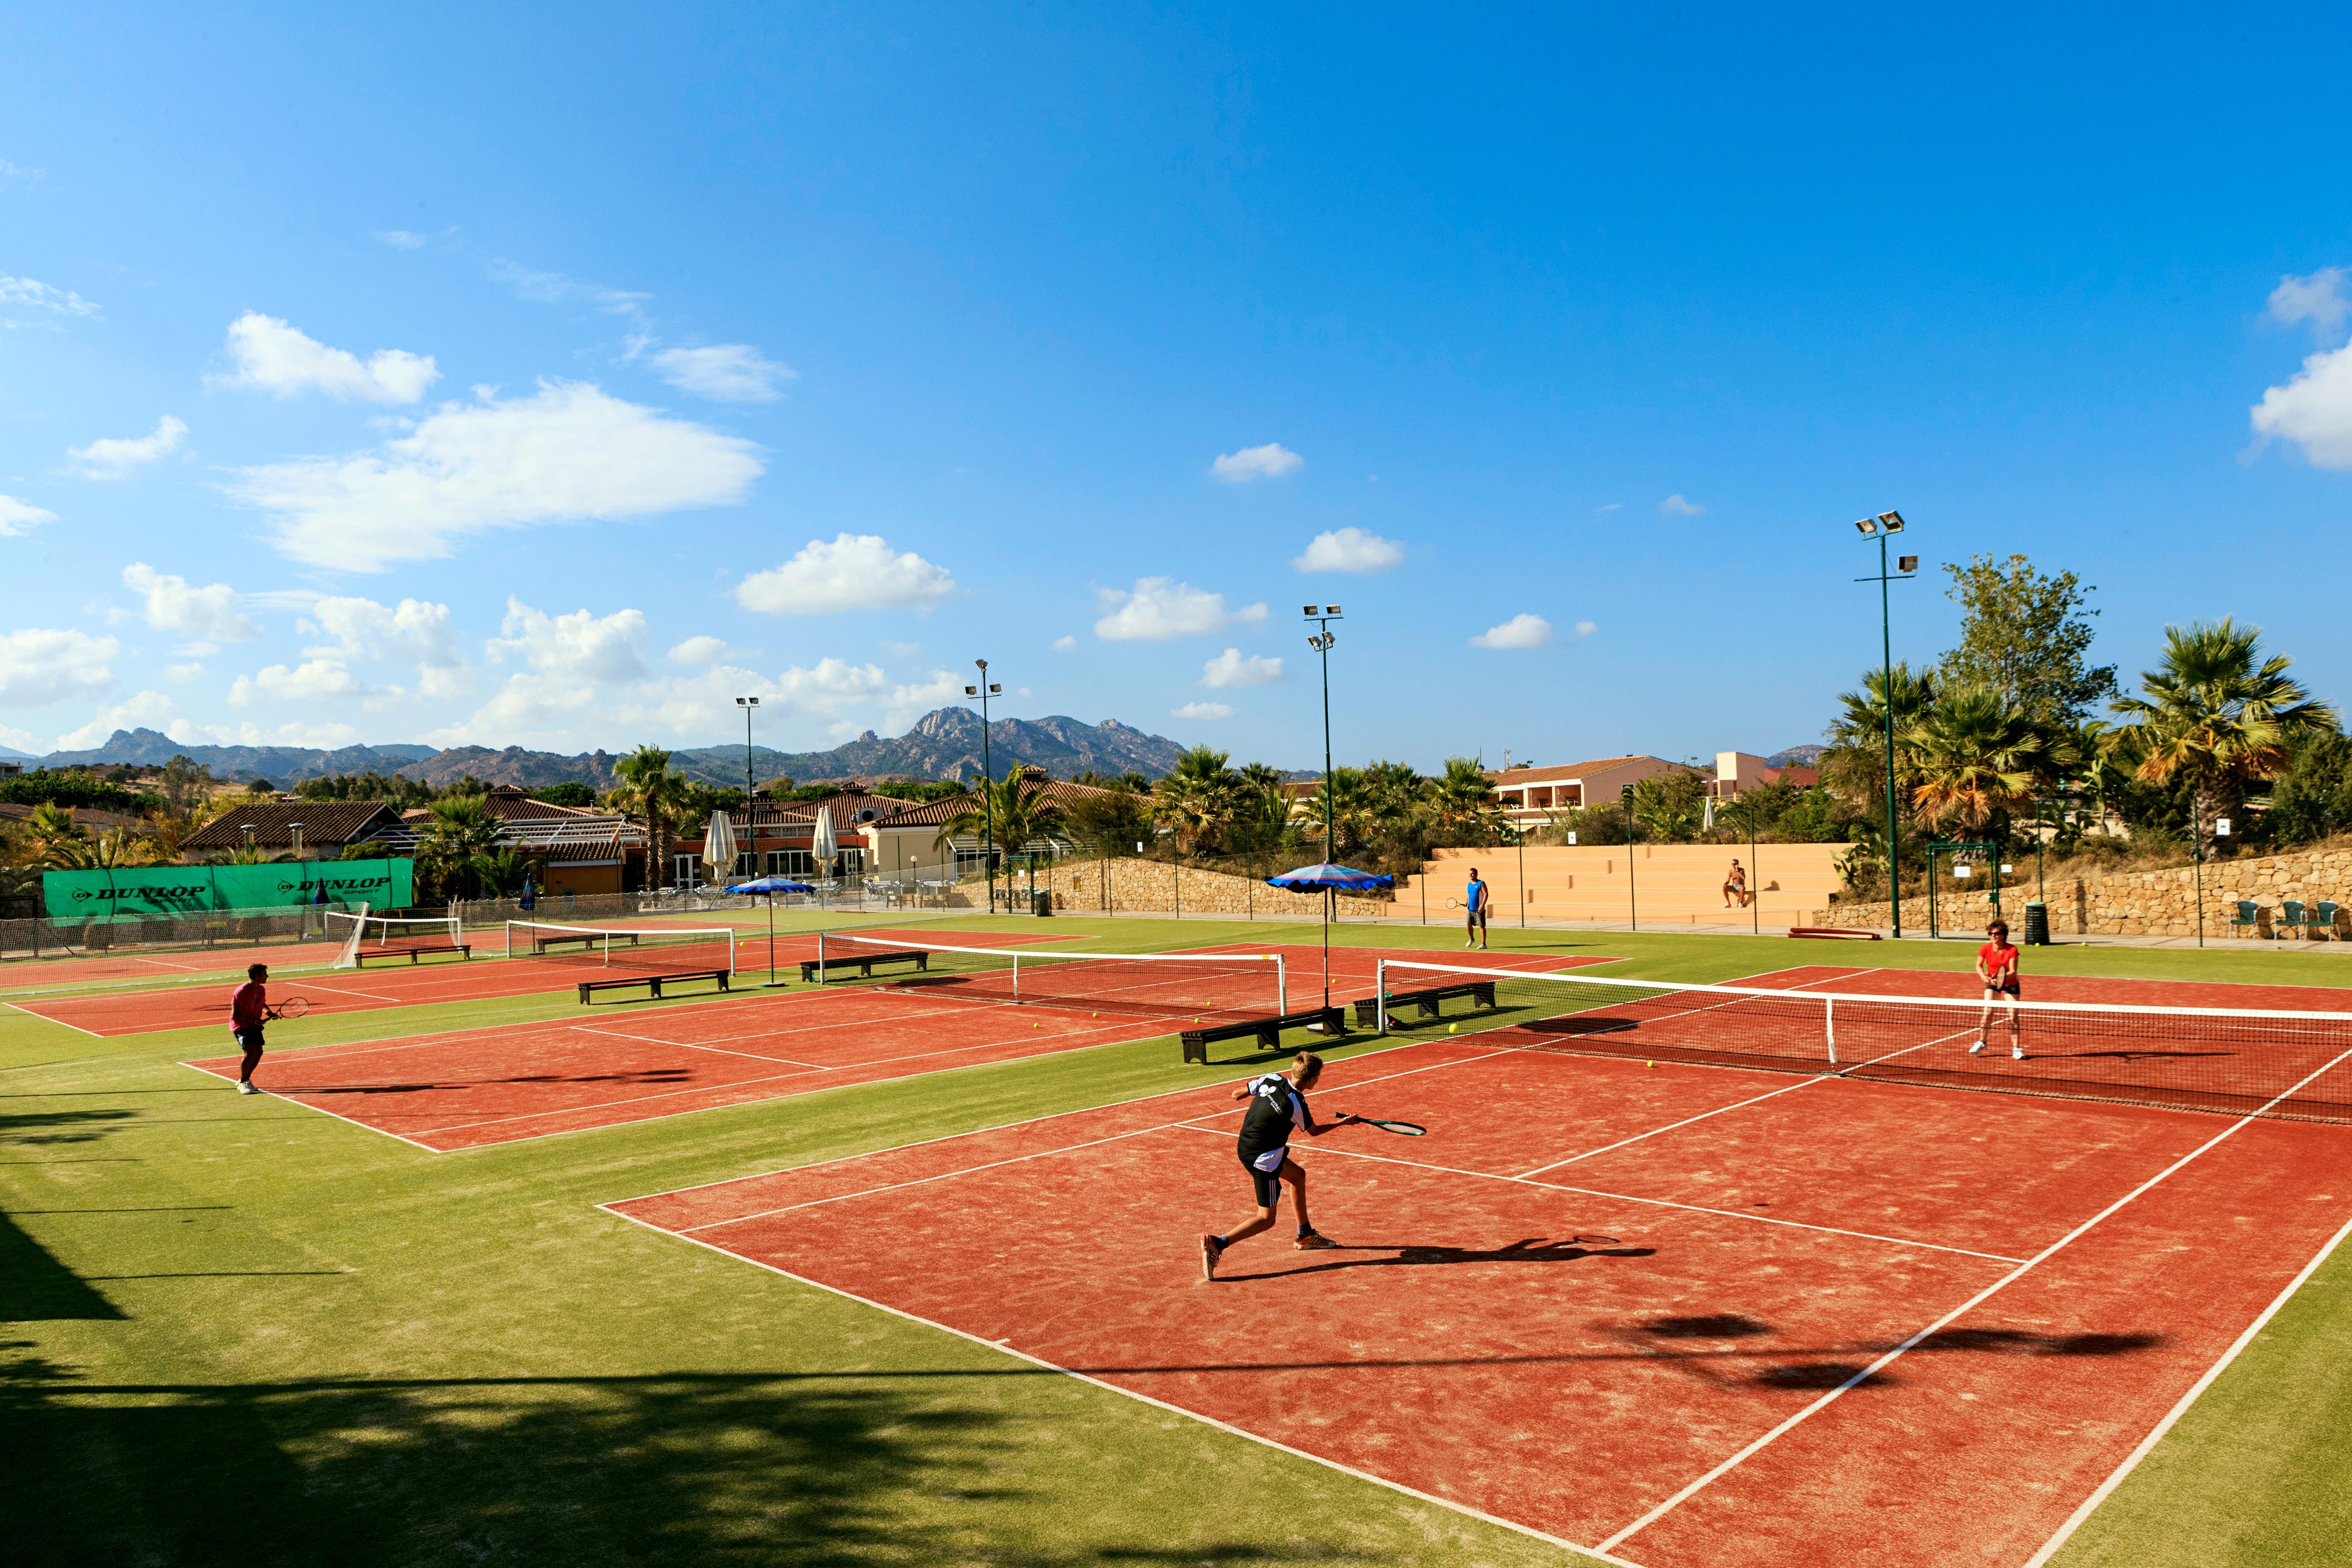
{"left": 967, "top": 663, "right": 1003, "bottom": 913}
{"left": 737, "top": 696, "right": 760, "bottom": 879}
{"left": 1305, "top": 604, "right": 1344, "bottom": 1009}
{"left": 1853, "top": 513, "right": 1918, "bottom": 937}
{"left": 1622, "top": 784, "right": 1637, "bottom": 931}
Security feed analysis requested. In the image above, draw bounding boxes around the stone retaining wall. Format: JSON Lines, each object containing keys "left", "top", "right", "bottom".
{"left": 1035, "top": 858, "right": 1387, "bottom": 920}
{"left": 1813, "top": 846, "right": 2352, "bottom": 940}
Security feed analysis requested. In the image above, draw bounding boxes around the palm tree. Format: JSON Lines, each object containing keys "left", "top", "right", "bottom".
{"left": 1300, "top": 766, "right": 1379, "bottom": 857}
{"left": 1151, "top": 746, "right": 1240, "bottom": 854}
{"left": 610, "top": 745, "right": 693, "bottom": 890}
{"left": 415, "top": 795, "right": 501, "bottom": 899}
{"left": 1629, "top": 769, "right": 1709, "bottom": 843}
{"left": 1904, "top": 686, "right": 2051, "bottom": 840}
{"left": 26, "top": 804, "right": 84, "bottom": 866}
{"left": 1426, "top": 757, "right": 1500, "bottom": 838}
{"left": 470, "top": 847, "right": 540, "bottom": 899}
{"left": 2107, "top": 619, "right": 2338, "bottom": 856}
{"left": 1821, "top": 661, "right": 1937, "bottom": 823}
{"left": 931, "top": 767, "right": 1073, "bottom": 869}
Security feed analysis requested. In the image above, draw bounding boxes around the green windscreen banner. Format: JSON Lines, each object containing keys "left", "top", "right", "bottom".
{"left": 41, "top": 859, "right": 415, "bottom": 922}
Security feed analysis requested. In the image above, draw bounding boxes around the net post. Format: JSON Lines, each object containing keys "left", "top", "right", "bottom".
{"left": 1276, "top": 955, "right": 1287, "bottom": 1015}
{"left": 1825, "top": 996, "right": 1838, "bottom": 1066}
{"left": 1376, "top": 959, "right": 1388, "bottom": 1034}
{"left": 816, "top": 931, "right": 827, "bottom": 984}
{"left": 1012, "top": 953, "right": 1022, "bottom": 1003}
{"left": 329, "top": 902, "right": 371, "bottom": 970}
{"left": 727, "top": 928, "right": 737, "bottom": 975}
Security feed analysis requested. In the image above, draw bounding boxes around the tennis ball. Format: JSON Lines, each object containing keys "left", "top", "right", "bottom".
{"left": 1646, "top": 1061, "right": 1656, "bottom": 1068}
{"left": 1448, "top": 1023, "right": 1459, "bottom": 1034}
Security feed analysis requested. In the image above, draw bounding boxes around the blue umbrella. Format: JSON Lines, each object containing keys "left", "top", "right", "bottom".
{"left": 725, "top": 877, "right": 817, "bottom": 986}
{"left": 1267, "top": 863, "right": 1396, "bottom": 1013}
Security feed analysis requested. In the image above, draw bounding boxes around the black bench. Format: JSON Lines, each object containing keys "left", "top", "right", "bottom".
{"left": 800, "top": 949, "right": 931, "bottom": 983}
{"left": 353, "top": 943, "right": 472, "bottom": 966}
{"left": 1181, "top": 1005, "right": 1348, "bottom": 1065}
{"left": 1352, "top": 980, "right": 1497, "bottom": 1030}
{"left": 577, "top": 968, "right": 731, "bottom": 1003}
{"left": 535, "top": 931, "right": 641, "bottom": 953}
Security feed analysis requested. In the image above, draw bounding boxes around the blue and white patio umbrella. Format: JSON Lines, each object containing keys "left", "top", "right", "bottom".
{"left": 725, "top": 876, "right": 818, "bottom": 986}
{"left": 1267, "top": 862, "right": 1396, "bottom": 1011}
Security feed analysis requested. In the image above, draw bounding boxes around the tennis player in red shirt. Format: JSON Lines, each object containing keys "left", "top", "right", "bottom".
{"left": 229, "top": 963, "right": 270, "bottom": 1094}
{"left": 1970, "top": 919, "right": 2024, "bottom": 1060}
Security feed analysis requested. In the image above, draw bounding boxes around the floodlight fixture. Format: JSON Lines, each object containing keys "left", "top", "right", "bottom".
{"left": 964, "top": 685, "right": 978, "bottom": 696}
{"left": 1897, "top": 554, "right": 1919, "bottom": 573}
{"left": 988, "top": 683, "right": 1001, "bottom": 695}
{"left": 1854, "top": 517, "right": 1879, "bottom": 536}
{"left": 1325, "top": 604, "right": 1342, "bottom": 615}
{"left": 736, "top": 696, "right": 759, "bottom": 708}
{"left": 1877, "top": 510, "right": 1906, "bottom": 533}
{"left": 1302, "top": 604, "right": 1319, "bottom": 617}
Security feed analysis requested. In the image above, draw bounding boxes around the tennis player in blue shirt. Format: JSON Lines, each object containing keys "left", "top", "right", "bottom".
{"left": 1465, "top": 867, "right": 1490, "bottom": 950}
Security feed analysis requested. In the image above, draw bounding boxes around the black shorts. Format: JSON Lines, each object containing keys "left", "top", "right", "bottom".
{"left": 1467, "top": 907, "right": 1488, "bottom": 926}
{"left": 1239, "top": 1145, "right": 1289, "bottom": 1207}
{"left": 234, "top": 1027, "right": 266, "bottom": 1054}
{"left": 1985, "top": 983, "right": 2020, "bottom": 1000}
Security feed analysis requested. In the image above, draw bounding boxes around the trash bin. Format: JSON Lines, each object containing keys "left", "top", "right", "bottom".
{"left": 1030, "top": 889, "right": 1053, "bottom": 917}
{"left": 2023, "top": 900, "right": 2050, "bottom": 946}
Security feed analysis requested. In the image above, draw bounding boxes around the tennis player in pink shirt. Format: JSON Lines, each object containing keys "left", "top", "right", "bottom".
{"left": 229, "top": 963, "right": 270, "bottom": 1094}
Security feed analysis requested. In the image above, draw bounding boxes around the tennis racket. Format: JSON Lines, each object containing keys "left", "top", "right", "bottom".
{"left": 265, "top": 997, "right": 311, "bottom": 1020}
{"left": 1357, "top": 1117, "right": 1426, "bottom": 1136}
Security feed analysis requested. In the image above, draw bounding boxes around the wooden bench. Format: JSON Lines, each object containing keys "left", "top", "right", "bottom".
{"left": 353, "top": 943, "right": 471, "bottom": 966}
{"left": 799, "top": 949, "right": 930, "bottom": 983}
{"left": 1352, "top": 980, "right": 1496, "bottom": 1030}
{"left": 577, "top": 969, "right": 731, "bottom": 1004}
{"left": 535, "top": 931, "right": 641, "bottom": 953}
{"left": 1181, "top": 1005, "right": 1348, "bottom": 1065}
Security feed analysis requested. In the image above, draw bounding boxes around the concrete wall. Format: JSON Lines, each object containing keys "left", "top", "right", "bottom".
{"left": 1034, "top": 858, "right": 1384, "bottom": 920}
{"left": 1813, "top": 845, "right": 2352, "bottom": 940}
{"left": 1403, "top": 843, "right": 1847, "bottom": 927}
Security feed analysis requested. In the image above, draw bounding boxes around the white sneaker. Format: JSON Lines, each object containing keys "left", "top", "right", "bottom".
{"left": 235, "top": 1080, "right": 258, "bottom": 1095}
{"left": 2012, "top": 1045, "right": 2026, "bottom": 1061}
{"left": 1967, "top": 1041, "right": 1985, "bottom": 1056}
{"left": 1465, "top": 941, "right": 1476, "bottom": 949}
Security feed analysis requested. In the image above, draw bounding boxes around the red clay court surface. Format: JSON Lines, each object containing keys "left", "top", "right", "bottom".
{"left": 176, "top": 944, "right": 1603, "bottom": 1151}
{"left": 604, "top": 964, "right": 2352, "bottom": 1568}
{"left": 14, "top": 925, "right": 1071, "bottom": 1036}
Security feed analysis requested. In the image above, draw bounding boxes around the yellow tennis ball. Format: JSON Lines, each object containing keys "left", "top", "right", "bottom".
{"left": 1447, "top": 1023, "right": 1459, "bottom": 1034}
{"left": 1646, "top": 1061, "right": 1656, "bottom": 1068}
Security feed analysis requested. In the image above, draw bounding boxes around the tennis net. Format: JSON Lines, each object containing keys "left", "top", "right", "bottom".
{"left": 814, "top": 932, "right": 1286, "bottom": 1021}
{"left": 328, "top": 906, "right": 462, "bottom": 968}
{"left": 505, "top": 920, "right": 737, "bottom": 974}
{"left": 1375, "top": 959, "right": 2352, "bottom": 1123}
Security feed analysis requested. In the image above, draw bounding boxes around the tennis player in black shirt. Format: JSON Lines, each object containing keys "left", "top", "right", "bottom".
{"left": 1201, "top": 1051, "right": 1358, "bottom": 1280}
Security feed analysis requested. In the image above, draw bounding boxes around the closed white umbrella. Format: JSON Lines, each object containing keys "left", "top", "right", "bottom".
{"left": 812, "top": 803, "right": 838, "bottom": 872}
{"left": 702, "top": 810, "right": 737, "bottom": 887}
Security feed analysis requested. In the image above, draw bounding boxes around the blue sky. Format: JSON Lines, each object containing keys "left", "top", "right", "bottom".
{"left": 3, "top": 5, "right": 2349, "bottom": 771}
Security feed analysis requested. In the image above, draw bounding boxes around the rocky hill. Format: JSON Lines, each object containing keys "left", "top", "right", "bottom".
{"left": 35, "top": 730, "right": 437, "bottom": 783}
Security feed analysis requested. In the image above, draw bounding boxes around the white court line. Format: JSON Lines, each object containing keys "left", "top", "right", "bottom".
{"left": 172, "top": 1059, "right": 443, "bottom": 1154}
{"left": 2019, "top": 1203, "right": 2352, "bottom": 1568}
{"left": 5, "top": 1000, "right": 105, "bottom": 1038}
{"left": 593, "top": 1202, "right": 1643, "bottom": 1568}
{"left": 1591, "top": 1038, "right": 2352, "bottom": 1558}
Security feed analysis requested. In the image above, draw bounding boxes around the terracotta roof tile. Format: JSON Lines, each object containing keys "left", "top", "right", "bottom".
{"left": 182, "top": 800, "right": 404, "bottom": 851}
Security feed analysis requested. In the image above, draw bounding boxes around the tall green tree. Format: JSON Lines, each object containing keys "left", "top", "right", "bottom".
{"left": 1936, "top": 554, "right": 2117, "bottom": 725}
{"left": 414, "top": 795, "right": 502, "bottom": 898}
{"left": 1904, "top": 686, "right": 2053, "bottom": 840}
{"left": 1820, "top": 661, "right": 1938, "bottom": 822}
{"left": 609, "top": 745, "right": 693, "bottom": 891}
{"left": 2107, "top": 619, "right": 2338, "bottom": 855}
{"left": 1065, "top": 787, "right": 1156, "bottom": 858}
{"left": 1151, "top": 747, "right": 1240, "bottom": 854}
{"left": 931, "top": 767, "right": 1071, "bottom": 867}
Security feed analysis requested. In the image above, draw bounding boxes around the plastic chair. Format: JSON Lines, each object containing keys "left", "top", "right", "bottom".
{"left": 2317, "top": 900, "right": 2342, "bottom": 941}
{"left": 2229, "top": 901, "right": 2261, "bottom": 940}
{"left": 2280, "top": 900, "right": 2308, "bottom": 941}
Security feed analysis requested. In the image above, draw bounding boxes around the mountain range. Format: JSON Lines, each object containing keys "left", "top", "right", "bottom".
{"left": 16, "top": 709, "right": 1200, "bottom": 789}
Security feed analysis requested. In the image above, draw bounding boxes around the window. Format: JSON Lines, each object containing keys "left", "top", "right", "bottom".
{"left": 673, "top": 853, "right": 698, "bottom": 889}
{"left": 766, "top": 849, "right": 815, "bottom": 877}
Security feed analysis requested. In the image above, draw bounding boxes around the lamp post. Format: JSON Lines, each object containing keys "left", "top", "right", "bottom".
{"left": 1622, "top": 784, "right": 1637, "bottom": 931}
{"left": 1306, "top": 604, "right": 1343, "bottom": 1005}
{"left": 736, "top": 696, "right": 760, "bottom": 880}
{"left": 965, "top": 662, "right": 1003, "bottom": 913}
{"left": 1852, "top": 511, "right": 1919, "bottom": 936}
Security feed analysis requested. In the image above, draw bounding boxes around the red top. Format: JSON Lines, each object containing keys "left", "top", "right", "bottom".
{"left": 1978, "top": 940, "right": 2019, "bottom": 981}
{"left": 230, "top": 980, "right": 267, "bottom": 1031}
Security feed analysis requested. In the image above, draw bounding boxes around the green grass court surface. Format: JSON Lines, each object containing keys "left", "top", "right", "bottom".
{"left": 5, "top": 916, "right": 2351, "bottom": 1567}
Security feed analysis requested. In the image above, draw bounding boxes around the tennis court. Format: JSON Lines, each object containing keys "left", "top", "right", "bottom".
{"left": 12, "top": 923, "right": 1062, "bottom": 1036}
{"left": 602, "top": 962, "right": 2352, "bottom": 1567}
{"left": 173, "top": 940, "right": 1609, "bottom": 1149}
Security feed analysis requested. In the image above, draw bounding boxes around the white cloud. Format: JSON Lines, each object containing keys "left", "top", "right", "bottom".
{"left": 1291, "top": 527, "right": 1401, "bottom": 573}
{"left": 52, "top": 690, "right": 175, "bottom": 749}
{"left": 376, "top": 230, "right": 426, "bottom": 249}
{"left": 304, "top": 594, "right": 467, "bottom": 696}
{"left": 668, "top": 635, "right": 730, "bottom": 666}
{"left": 1213, "top": 442, "right": 1308, "bottom": 484}
{"left": 1575, "top": 620, "right": 1597, "bottom": 636}
{"left": 736, "top": 533, "right": 957, "bottom": 615}
{"left": 164, "top": 662, "right": 206, "bottom": 682}
{"left": 1594, "top": 502, "right": 1624, "bottom": 514}
{"left": 0, "top": 494, "right": 57, "bottom": 535}
{"left": 650, "top": 343, "right": 797, "bottom": 402}
{"left": 0, "top": 274, "right": 99, "bottom": 325}
{"left": 2269, "top": 268, "right": 2350, "bottom": 340}
{"left": 1471, "top": 613, "right": 1553, "bottom": 650}
{"left": 1211, "top": 442, "right": 1303, "bottom": 483}
{"left": 0, "top": 628, "right": 118, "bottom": 708}
{"left": 211, "top": 312, "right": 438, "bottom": 404}
{"left": 883, "top": 670, "right": 965, "bottom": 726}
{"left": 0, "top": 159, "right": 42, "bottom": 186}
{"left": 121, "top": 563, "right": 262, "bottom": 643}
{"left": 226, "top": 381, "right": 763, "bottom": 571}
{"left": 1201, "top": 647, "right": 1284, "bottom": 688}
{"left": 1172, "top": 701, "right": 1234, "bottom": 720}
{"left": 490, "top": 259, "right": 649, "bottom": 317}
{"left": 487, "top": 598, "right": 649, "bottom": 684}
{"left": 2252, "top": 340, "right": 2352, "bottom": 468}
{"left": 230, "top": 660, "right": 388, "bottom": 708}
{"left": 0, "top": 721, "right": 38, "bottom": 751}
{"left": 1051, "top": 635, "right": 1077, "bottom": 652}
{"left": 67, "top": 416, "right": 186, "bottom": 479}
{"left": 1659, "top": 494, "right": 1705, "bottom": 516}
{"left": 879, "top": 639, "right": 919, "bottom": 658}
{"left": 1093, "top": 578, "right": 1268, "bottom": 642}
